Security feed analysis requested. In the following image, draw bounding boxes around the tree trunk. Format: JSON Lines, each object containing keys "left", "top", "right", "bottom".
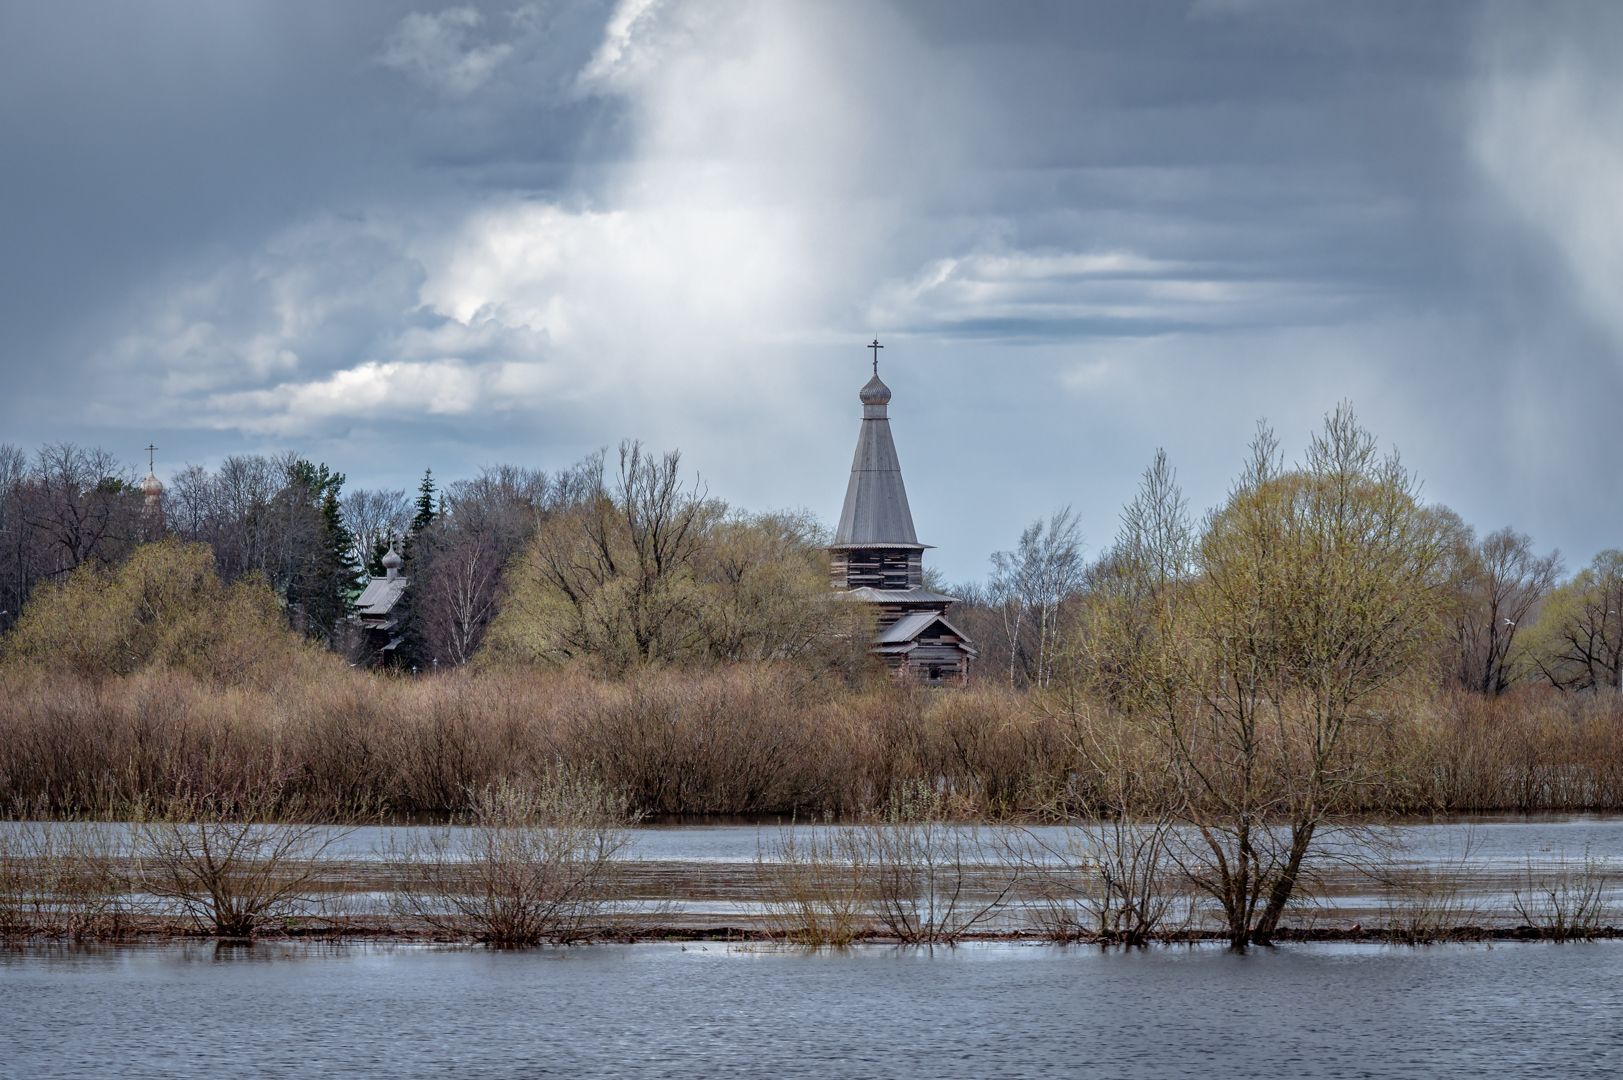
{"left": 1251, "top": 819, "right": 1316, "bottom": 944}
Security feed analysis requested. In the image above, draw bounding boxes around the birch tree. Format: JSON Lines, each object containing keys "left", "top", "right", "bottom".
{"left": 990, "top": 507, "right": 1085, "bottom": 688}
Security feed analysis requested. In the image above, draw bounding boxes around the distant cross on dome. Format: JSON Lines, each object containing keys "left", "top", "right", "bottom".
{"left": 145, "top": 443, "right": 158, "bottom": 472}
{"left": 868, "top": 337, "right": 883, "bottom": 375}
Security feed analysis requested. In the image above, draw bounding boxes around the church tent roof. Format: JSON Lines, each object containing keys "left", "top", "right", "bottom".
{"left": 833, "top": 373, "right": 921, "bottom": 547}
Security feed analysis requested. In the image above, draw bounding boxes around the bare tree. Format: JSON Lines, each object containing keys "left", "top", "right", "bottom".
{"left": 509, "top": 442, "right": 710, "bottom": 669}
{"left": 1115, "top": 449, "right": 1193, "bottom": 587}
{"left": 1093, "top": 410, "right": 1450, "bottom": 949}
{"left": 165, "top": 464, "right": 216, "bottom": 543}
{"left": 0, "top": 443, "right": 29, "bottom": 632}
{"left": 406, "top": 463, "right": 595, "bottom": 667}
{"left": 1450, "top": 526, "right": 1562, "bottom": 695}
{"left": 990, "top": 507, "right": 1085, "bottom": 689}
{"left": 417, "top": 526, "right": 504, "bottom": 666}
{"left": 988, "top": 542, "right": 1031, "bottom": 687}
{"left": 20, "top": 443, "right": 140, "bottom": 578}
{"left": 342, "top": 487, "right": 412, "bottom": 572}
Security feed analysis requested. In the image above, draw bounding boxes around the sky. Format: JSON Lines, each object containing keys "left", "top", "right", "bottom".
{"left": 3, "top": 0, "right": 1621, "bottom": 583}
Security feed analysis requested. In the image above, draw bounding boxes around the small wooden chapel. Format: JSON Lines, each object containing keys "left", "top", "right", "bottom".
{"left": 830, "top": 342, "right": 977, "bottom": 684}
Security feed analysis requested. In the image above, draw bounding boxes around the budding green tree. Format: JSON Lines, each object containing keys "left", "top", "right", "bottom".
{"left": 1092, "top": 406, "right": 1450, "bottom": 949}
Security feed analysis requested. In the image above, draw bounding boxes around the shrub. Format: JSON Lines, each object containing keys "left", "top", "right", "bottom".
{"left": 0, "top": 817, "right": 128, "bottom": 939}
{"left": 758, "top": 826, "right": 875, "bottom": 946}
{"left": 1511, "top": 851, "right": 1614, "bottom": 942}
{"left": 132, "top": 790, "right": 353, "bottom": 937}
{"left": 392, "top": 772, "right": 633, "bottom": 945}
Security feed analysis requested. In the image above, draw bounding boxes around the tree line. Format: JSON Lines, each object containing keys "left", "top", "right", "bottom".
{"left": 0, "top": 439, "right": 865, "bottom": 676}
{"left": 956, "top": 431, "right": 1611, "bottom": 700}
{"left": 2, "top": 419, "right": 1618, "bottom": 694}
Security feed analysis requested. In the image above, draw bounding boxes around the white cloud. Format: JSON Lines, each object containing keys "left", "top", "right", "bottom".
{"left": 379, "top": 7, "right": 515, "bottom": 98}
{"left": 202, "top": 357, "right": 567, "bottom": 437}
{"left": 576, "top": 0, "right": 667, "bottom": 92}
{"left": 1473, "top": 36, "right": 1623, "bottom": 354}
{"left": 868, "top": 250, "right": 1357, "bottom": 336}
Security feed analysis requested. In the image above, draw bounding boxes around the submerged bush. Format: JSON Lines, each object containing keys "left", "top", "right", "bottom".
{"left": 1511, "top": 851, "right": 1614, "bottom": 942}
{"left": 132, "top": 791, "right": 353, "bottom": 938}
{"left": 392, "top": 771, "right": 633, "bottom": 945}
{"left": 0, "top": 817, "right": 128, "bottom": 940}
{"left": 758, "top": 827, "right": 875, "bottom": 946}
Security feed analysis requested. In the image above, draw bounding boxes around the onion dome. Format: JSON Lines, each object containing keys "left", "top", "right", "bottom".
{"left": 381, "top": 544, "right": 404, "bottom": 578}
{"left": 859, "top": 374, "right": 892, "bottom": 406}
{"left": 140, "top": 470, "right": 163, "bottom": 504}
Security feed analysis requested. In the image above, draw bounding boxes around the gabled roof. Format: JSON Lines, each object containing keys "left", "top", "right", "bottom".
{"left": 833, "top": 373, "right": 921, "bottom": 547}
{"left": 837, "top": 586, "right": 960, "bottom": 605}
{"left": 355, "top": 575, "right": 408, "bottom": 620}
{"left": 874, "top": 610, "right": 977, "bottom": 651}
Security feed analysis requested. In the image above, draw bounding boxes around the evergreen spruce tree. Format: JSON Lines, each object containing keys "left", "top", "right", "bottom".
{"left": 284, "top": 459, "right": 363, "bottom": 645}
{"left": 367, "top": 535, "right": 393, "bottom": 578}
{"left": 411, "top": 468, "right": 437, "bottom": 534}
{"left": 321, "top": 482, "right": 365, "bottom": 599}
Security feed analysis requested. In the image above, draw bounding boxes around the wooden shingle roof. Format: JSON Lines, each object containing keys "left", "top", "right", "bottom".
{"left": 833, "top": 372, "right": 922, "bottom": 548}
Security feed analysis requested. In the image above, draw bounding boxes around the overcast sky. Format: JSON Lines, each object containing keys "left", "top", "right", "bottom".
{"left": 3, "top": 0, "right": 1620, "bottom": 581}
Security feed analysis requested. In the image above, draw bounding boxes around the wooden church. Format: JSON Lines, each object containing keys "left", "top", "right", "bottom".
{"left": 831, "top": 344, "right": 977, "bottom": 683}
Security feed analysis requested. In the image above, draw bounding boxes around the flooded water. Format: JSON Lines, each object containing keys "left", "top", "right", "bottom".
{"left": 6, "top": 814, "right": 1621, "bottom": 929}
{"left": 2, "top": 940, "right": 1620, "bottom": 1078}
{"left": 292, "top": 813, "right": 1623, "bottom": 865}
{"left": 10, "top": 812, "right": 1623, "bottom": 865}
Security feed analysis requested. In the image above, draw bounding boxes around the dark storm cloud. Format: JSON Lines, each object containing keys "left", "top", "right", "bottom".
{"left": 1, "top": 0, "right": 1620, "bottom": 580}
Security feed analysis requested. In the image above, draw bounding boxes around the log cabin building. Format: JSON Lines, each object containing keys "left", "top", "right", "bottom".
{"left": 354, "top": 542, "right": 409, "bottom": 662}
{"left": 831, "top": 346, "right": 977, "bottom": 683}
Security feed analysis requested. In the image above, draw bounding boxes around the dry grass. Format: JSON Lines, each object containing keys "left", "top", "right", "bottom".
{"left": 3, "top": 663, "right": 1623, "bottom": 822}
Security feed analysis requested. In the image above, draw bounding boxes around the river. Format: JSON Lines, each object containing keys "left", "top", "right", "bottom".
{"left": 2, "top": 939, "right": 1620, "bottom": 1078}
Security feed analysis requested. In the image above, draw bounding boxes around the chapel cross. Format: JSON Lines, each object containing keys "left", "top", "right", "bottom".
{"left": 144, "top": 443, "right": 158, "bottom": 472}
{"left": 868, "top": 337, "right": 883, "bottom": 376}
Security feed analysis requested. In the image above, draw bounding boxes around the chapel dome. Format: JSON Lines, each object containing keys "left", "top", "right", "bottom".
{"left": 859, "top": 374, "right": 892, "bottom": 406}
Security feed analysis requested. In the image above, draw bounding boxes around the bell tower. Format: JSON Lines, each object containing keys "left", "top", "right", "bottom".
{"left": 829, "top": 341, "right": 976, "bottom": 682}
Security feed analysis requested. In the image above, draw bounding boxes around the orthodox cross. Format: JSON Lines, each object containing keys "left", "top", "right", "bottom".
{"left": 868, "top": 337, "right": 883, "bottom": 376}
{"left": 144, "top": 443, "right": 158, "bottom": 472}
